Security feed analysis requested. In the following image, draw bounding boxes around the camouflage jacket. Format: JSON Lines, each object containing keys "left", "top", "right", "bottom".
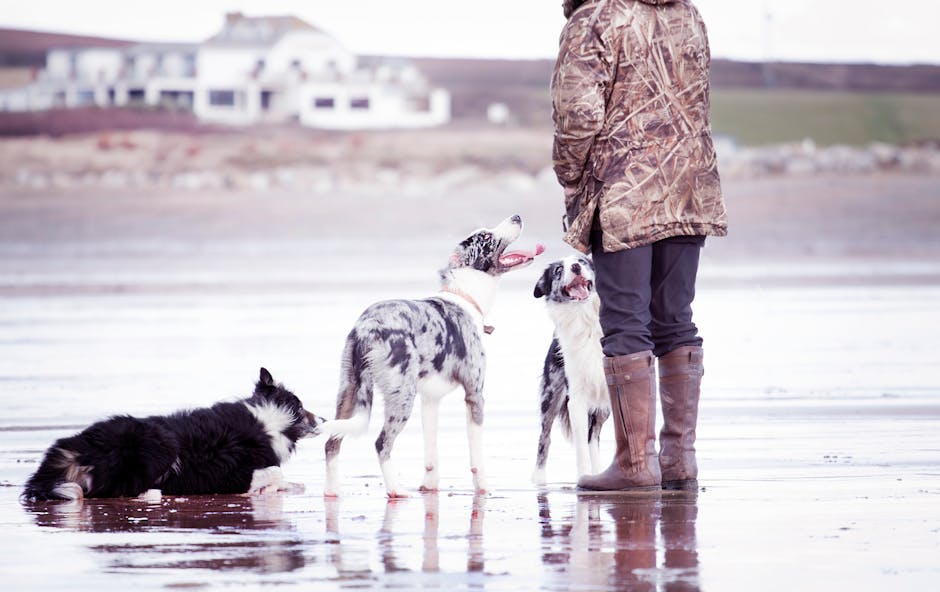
{"left": 552, "top": 0, "right": 728, "bottom": 253}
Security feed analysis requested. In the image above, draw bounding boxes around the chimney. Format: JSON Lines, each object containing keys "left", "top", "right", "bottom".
{"left": 225, "top": 12, "right": 243, "bottom": 25}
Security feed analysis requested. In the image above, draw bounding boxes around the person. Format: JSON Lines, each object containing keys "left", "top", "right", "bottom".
{"left": 552, "top": 0, "right": 728, "bottom": 491}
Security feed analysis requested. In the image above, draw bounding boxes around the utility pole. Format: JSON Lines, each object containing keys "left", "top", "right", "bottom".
{"left": 762, "top": 0, "right": 776, "bottom": 87}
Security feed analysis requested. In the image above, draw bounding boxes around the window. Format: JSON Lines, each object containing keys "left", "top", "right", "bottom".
{"left": 75, "top": 90, "right": 95, "bottom": 105}
{"left": 209, "top": 90, "right": 236, "bottom": 107}
{"left": 128, "top": 88, "right": 146, "bottom": 105}
{"left": 261, "top": 90, "right": 273, "bottom": 111}
{"left": 182, "top": 54, "right": 196, "bottom": 77}
{"left": 313, "top": 97, "right": 335, "bottom": 109}
{"left": 350, "top": 97, "right": 370, "bottom": 110}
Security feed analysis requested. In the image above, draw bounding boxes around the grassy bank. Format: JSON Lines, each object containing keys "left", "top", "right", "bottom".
{"left": 711, "top": 89, "right": 940, "bottom": 146}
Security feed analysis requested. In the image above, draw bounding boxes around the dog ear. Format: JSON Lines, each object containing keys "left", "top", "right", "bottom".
{"left": 533, "top": 272, "right": 550, "bottom": 298}
{"left": 259, "top": 367, "right": 274, "bottom": 386}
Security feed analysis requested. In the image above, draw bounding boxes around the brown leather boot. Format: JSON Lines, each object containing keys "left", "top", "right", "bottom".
{"left": 658, "top": 346, "right": 704, "bottom": 490}
{"left": 577, "top": 351, "right": 661, "bottom": 491}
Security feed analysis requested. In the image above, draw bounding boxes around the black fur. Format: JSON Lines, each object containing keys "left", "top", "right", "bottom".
{"left": 22, "top": 368, "right": 325, "bottom": 502}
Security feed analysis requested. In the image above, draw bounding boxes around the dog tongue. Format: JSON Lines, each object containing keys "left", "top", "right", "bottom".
{"left": 499, "top": 243, "right": 545, "bottom": 267}
{"left": 568, "top": 284, "right": 591, "bottom": 300}
{"left": 567, "top": 275, "right": 591, "bottom": 300}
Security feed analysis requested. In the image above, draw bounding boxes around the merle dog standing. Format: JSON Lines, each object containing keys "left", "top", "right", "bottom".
{"left": 23, "top": 368, "right": 325, "bottom": 501}
{"left": 324, "top": 215, "right": 543, "bottom": 498}
{"left": 532, "top": 255, "right": 611, "bottom": 485}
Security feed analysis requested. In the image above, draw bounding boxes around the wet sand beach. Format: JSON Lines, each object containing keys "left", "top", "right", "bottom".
{"left": 1, "top": 174, "right": 939, "bottom": 590}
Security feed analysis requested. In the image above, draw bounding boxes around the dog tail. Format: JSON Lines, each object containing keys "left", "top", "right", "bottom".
{"left": 558, "top": 403, "right": 572, "bottom": 440}
{"left": 324, "top": 329, "right": 373, "bottom": 438}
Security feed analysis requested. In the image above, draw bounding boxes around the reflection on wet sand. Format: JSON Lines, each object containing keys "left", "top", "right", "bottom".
{"left": 24, "top": 494, "right": 306, "bottom": 574}
{"left": 538, "top": 491, "right": 699, "bottom": 591}
{"left": 326, "top": 492, "right": 486, "bottom": 578}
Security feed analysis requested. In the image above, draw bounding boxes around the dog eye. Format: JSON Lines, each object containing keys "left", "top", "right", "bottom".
{"left": 553, "top": 267, "right": 562, "bottom": 278}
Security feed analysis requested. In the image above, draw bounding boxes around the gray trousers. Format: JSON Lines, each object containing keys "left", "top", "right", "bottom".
{"left": 590, "top": 232, "right": 705, "bottom": 358}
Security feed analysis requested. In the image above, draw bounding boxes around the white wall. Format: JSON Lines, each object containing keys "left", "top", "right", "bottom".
{"left": 194, "top": 46, "right": 262, "bottom": 124}
{"left": 298, "top": 83, "right": 450, "bottom": 130}
{"left": 45, "top": 50, "right": 72, "bottom": 80}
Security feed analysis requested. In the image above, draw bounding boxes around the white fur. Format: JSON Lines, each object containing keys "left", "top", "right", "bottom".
{"left": 247, "top": 402, "right": 296, "bottom": 464}
{"left": 324, "top": 456, "right": 341, "bottom": 498}
{"left": 137, "top": 488, "right": 163, "bottom": 503}
{"left": 466, "top": 407, "right": 489, "bottom": 494}
{"left": 545, "top": 257, "right": 609, "bottom": 479}
{"left": 438, "top": 268, "right": 499, "bottom": 496}
{"left": 248, "top": 466, "right": 284, "bottom": 495}
{"left": 421, "top": 395, "right": 441, "bottom": 491}
{"left": 440, "top": 268, "right": 499, "bottom": 319}
{"left": 546, "top": 293, "right": 607, "bottom": 411}
{"left": 52, "top": 482, "right": 84, "bottom": 501}
{"left": 380, "top": 459, "right": 405, "bottom": 498}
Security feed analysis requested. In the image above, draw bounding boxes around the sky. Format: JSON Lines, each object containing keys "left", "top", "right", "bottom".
{"left": 1, "top": 0, "right": 938, "bottom": 65}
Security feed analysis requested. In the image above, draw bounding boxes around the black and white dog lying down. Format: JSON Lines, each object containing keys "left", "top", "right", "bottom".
{"left": 22, "top": 368, "right": 325, "bottom": 502}
{"left": 324, "top": 215, "right": 544, "bottom": 498}
{"left": 532, "top": 255, "right": 611, "bottom": 485}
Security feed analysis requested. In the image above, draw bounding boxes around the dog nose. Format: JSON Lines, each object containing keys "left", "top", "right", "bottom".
{"left": 510, "top": 214, "right": 522, "bottom": 225}
{"left": 571, "top": 263, "right": 581, "bottom": 275}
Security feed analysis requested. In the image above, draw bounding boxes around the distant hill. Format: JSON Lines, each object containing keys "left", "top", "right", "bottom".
{"left": 3, "top": 27, "right": 938, "bottom": 93}
{"left": 2, "top": 27, "right": 940, "bottom": 144}
{"left": 711, "top": 59, "right": 940, "bottom": 93}
{"left": 0, "top": 28, "right": 132, "bottom": 67}
{"left": 409, "top": 57, "right": 940, "bottom": 123}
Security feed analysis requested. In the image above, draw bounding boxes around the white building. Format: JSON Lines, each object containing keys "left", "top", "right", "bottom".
{"left": 0, "top": 13, "right": 450, "bottom": 130}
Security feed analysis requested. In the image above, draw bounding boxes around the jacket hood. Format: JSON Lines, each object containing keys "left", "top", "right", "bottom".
{"left": 563, "top": 0, "right": 676, "bottom": 19}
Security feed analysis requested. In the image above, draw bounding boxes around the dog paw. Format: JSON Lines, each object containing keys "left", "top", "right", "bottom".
{"left": 420, "top": 472, "right": 439, "bottom": 492}
{"left": 386, "top": 490, "right": 409, "bottom": 499}
{"left": 248, "top": 466, "right": 284, "bottom": 495}
{"left": 136, "top": 489, "right": 163, "bottom": 503}
{"left": 471, "top": 469, "right": 489, "bottom": 495}
{"left": 52, "top": 482, "right": 84, "bottom": 501}
{"left": 278, "top": 481, "right": 305, "bottom": 494}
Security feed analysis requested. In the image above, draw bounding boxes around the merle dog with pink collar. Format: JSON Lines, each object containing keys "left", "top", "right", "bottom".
{"left": 323, "top": 215, "right": 543, "bottom": 498}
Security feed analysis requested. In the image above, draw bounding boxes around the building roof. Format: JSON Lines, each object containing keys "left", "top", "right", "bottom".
{"left": 205, "top": 12, "right": 324, "bottom": 47}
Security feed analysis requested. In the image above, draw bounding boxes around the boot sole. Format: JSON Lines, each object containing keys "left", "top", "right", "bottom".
{"left": 575, "top": 485, "right": 662, "bottom": 495}
{"left": 662, "top": 479, "right": 698, "bottom": 491}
